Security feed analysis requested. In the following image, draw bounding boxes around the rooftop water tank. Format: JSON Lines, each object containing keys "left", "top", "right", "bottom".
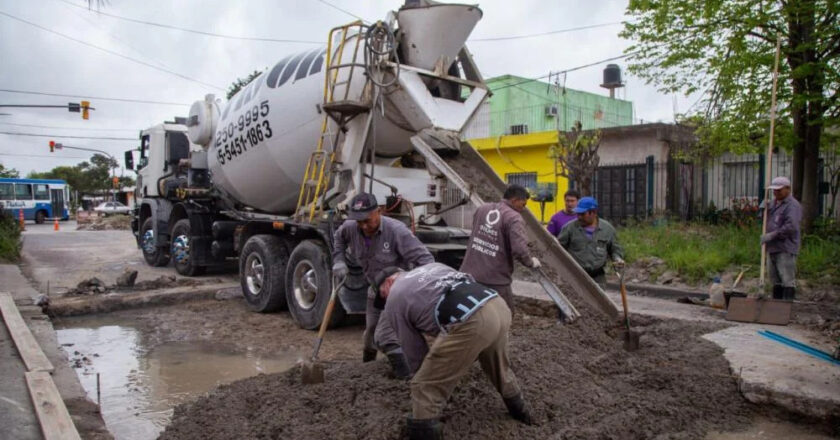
{"left": 602, "top": 64, "right": 622, "bottom": 88}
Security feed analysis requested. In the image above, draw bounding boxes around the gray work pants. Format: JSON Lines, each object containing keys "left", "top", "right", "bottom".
{"left": 366, "top": 289, "right": 400, "bottom": 354}
{"left": 768, "top": 252, "right": 797, "bottom": 288}
{"left": 410, "top": 297, "right": 520, "bottom": 419}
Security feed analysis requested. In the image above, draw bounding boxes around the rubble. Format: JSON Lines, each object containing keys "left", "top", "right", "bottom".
{"left": 76, "top": 214, "right": 131, "bottom": 231}
{"left": 116, "top": 269, "right": 138, "bottom": 288}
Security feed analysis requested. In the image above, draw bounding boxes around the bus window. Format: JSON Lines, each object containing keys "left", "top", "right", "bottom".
{"left": 14, "top": 183, "right": 32, "bottom": 200}
{"left": 0, "top": 183, "right": 12, "bottom": 200}
{"left": 34, "top": 184, "right": 50, "bottom": 200}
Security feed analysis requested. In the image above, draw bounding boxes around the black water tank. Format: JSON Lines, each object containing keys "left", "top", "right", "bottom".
{"left": 603, "top": 64, "right": 622, "bottom": 87}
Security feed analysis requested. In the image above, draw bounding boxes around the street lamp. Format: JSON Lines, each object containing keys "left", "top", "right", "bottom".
{"left": 48, "top": 141, "right": 118, "bottom": 202}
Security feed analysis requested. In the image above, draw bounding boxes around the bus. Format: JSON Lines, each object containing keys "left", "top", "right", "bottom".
{"left": 0, "top": 178, "right": 70, "bottom": 223}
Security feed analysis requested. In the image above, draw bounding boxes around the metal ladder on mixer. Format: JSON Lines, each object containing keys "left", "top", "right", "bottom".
{"left": 294, "top": 21, "right": 372, "bottom": 223}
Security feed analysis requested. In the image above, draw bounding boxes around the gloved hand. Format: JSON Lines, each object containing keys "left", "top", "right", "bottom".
{"left": 332, "top": 261, "right": 348, "bottom": 279}
{"left": 613, "top": 257, "right": 626, "bottom": 269}
{"left": 530, "top": 257, "right": 541, "bottom": 269}
{"left": 760, "top": 232, "right": 777, "bottom": 244}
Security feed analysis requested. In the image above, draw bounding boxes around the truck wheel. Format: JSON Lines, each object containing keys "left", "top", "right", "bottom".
{"left": 140, "top": 217, "right": 169, "bottom": 267}
{"left": 240, "top": 235, "right": 288, "bottom": 312}
{"left": 170, "top": 219, "right": 206, "bottom": 277}
{"left": 35, "top": 210, "right": 46, "bottom": 224}
{"left": 285, "top": 240, "right": 345, "bottom": 330}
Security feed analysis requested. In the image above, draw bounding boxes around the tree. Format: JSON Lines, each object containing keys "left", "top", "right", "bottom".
{"left": 548, "top": 121, "right": 602, "bottom": 196}
{"left": 27, "top": 154, "right": 116, "bottom": 195}
{"left": 622, "top": 0, "right": 840, "bottom": 231}
{"left": 227, "top": 70, "right": 263, "bottom": 100}
{"left": 0, "top": 163, "right": 19, "bottom": 178}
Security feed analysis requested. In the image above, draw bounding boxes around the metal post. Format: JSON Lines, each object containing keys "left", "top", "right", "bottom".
{"left": 646, "top": 155, "right": 654, "bottom": 217}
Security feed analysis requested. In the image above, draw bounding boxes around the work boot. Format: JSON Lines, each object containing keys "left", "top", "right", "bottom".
{"left": 386, "top": 352, "right": 412, "bottom": 379}
{"left": 782, "top": 287, "right": 796, "bottom": 301}
{"left": 362, "top": 349, "right": 377, "bottom": 363}
{"left": 406, "top": 417, "right": 443, "bottom": 440}
{"left": 503, "top": 393, "right": 533, "bottom": 425}
{"left": 772, "top": 285, "right": 784, "bottom": 300}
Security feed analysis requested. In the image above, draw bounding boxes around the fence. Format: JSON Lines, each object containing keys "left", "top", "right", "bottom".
{"left": 439, "top": 150, "right": 840, "bottom": 229}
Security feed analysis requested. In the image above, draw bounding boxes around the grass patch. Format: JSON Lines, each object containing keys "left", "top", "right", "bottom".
{"left": 0, "top": 210, "right": 22, "bottom": 263}
{"left": 618, "top": 220, "right": 840, "bottom": 285}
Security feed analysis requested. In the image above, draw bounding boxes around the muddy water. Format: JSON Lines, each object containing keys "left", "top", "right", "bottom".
{"left": 55, "top": 315, "right": 300, "bottom": 440}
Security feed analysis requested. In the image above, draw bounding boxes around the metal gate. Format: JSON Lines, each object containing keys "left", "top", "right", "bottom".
{"left": 593, "top": 164, "right": 647, "bottom": 223}
{"left": 50, "top": 188, "right": 65, "bottom": 219}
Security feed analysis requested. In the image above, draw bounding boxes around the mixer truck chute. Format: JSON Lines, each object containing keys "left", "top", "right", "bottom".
{"left": 128, "top": 0, "right": 490, "bottom": 330}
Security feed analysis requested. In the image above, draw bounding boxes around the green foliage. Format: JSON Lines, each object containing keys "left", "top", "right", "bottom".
{"left": 0, "top": 162, "right": 20, "bottom": 178}
{"left": 227, "top": 70, "right": 263, "bottom": 100}
{"left": 0, "top": 209, "right": 21, "bottom": 263}
{"left": 548, "top": 121, "right": 602, "bottom": 195}
{"left": 27, "top": 154, "right": 117, "bottom": 196}
{"left": 619, "top": 220, "right": 840, "bottom": 284}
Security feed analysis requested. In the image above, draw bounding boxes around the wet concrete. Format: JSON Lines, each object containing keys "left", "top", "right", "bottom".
{"left": 56, "top": 315, "right": 301, "bottom": 440}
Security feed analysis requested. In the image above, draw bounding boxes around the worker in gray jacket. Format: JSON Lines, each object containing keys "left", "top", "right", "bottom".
{"left": 459, "top": 184, "right": 541, "bottom": 311}
{"left": 376, "top": 263, "right": 533, "bottom": 440}
{"left": 761, "top": 176, "right": 802, "bottom": 300}
{"left": 332, "top": 192, "right": 434, "bottom": 377}
{"left": 557, "top": 196, "right": 624, "bottom": 288}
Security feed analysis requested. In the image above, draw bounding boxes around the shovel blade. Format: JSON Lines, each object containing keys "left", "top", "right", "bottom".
{"left": 301, "top": 361, "right": 325, "bottom": 384}
{"left": 621, "top": 330, "right": 641, "bottom": 351}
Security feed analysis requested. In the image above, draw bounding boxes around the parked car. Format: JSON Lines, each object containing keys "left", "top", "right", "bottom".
{"left": 93, "top": 201, "right": 131, "bottom": 215}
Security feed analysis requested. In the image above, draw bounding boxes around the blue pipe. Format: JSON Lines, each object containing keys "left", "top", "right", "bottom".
{"left": 758, "top": 330, "right": 840, "bottom": 367}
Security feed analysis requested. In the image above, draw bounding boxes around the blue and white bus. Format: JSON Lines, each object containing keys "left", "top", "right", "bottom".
{"left": 0, "top": 178, "right": 70, "bottom": 223}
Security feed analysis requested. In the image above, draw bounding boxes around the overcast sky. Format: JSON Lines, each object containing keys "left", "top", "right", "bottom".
{"left": 0, "top": 0, "right": 696, "bottom": 176}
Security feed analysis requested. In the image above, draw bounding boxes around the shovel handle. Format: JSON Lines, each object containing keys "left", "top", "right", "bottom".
{"left": 311, "top": 277, "right": 346, "bottom": 361}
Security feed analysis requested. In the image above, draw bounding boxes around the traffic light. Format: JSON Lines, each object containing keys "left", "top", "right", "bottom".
{"left": 81, "top": 101, "right": 90, "bottom": 120}
{"left": 49, "top": 140, "right": 55, "bottom": 152}
{"left": 112, "top": 176, "right": 119, "bottom": 189}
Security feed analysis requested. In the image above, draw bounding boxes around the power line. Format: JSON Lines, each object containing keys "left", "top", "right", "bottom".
{"left": 0, "top": 131, "right": 136, "bottom": 141}
{"left": 0, "top": 88, "right": 190, "bottom": 107}
{"left": 490, "top": 51, "right": 642, "bottom": 92}
{"left": 60, "top": 0, "right": 322, "bottom": 44}
{"left": 0, "top": 152, "right": 89, "bottom": 159}
{"left": 316, "top": 0, "right": 366, "bottom": 22}
{"left": 0, "top": 10, "right": 225, "bottom": 92}
{"left": 0, "top": 122, "right": 136, "bottom": 132}
{"left": 470, "top": 22, "right": 623, "bottom": 42}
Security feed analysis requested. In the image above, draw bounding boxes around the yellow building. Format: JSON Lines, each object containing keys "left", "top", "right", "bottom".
{"left": 468, "top": 131, "right": 569, "bottom": 223}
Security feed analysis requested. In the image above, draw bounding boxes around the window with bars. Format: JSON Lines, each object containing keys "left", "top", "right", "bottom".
{"left": 505, "top": 172, "right": 537, "bottom": 191}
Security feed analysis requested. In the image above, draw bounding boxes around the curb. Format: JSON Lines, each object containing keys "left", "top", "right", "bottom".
{"left": 606, "top": 281, "right": 709, "bottom": 300}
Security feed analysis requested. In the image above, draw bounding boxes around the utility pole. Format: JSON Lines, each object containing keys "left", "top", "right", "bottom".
{"left": 49, "top": 141, "right": 117, "bottom": 202}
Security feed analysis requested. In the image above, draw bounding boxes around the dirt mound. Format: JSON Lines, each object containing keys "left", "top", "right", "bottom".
{"left": 159, "top": 314, "right": 753, "bottom": 440}
{"left": 76, "top": 214, "right": 131, "bottom": 231}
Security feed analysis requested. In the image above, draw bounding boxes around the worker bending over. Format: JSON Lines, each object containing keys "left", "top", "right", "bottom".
{"left": 332, "top": 192, "right": 434, "bottom": 378}
{"left": 376, "top": 263, "right": 533, "bottom": 439}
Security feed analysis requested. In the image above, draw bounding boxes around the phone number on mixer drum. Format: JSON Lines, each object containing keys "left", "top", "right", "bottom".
{"left": 215, "top": 100, "right": 274, "bottom": 165}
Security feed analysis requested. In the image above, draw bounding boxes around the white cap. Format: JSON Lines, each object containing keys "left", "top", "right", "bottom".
{"left": 768, "top": 176, "right": 791, "bottom": 190}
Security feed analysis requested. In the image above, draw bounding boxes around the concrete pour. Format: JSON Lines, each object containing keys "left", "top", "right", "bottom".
{"left": 514, "top": 279, "right": 840, "bottom": 420}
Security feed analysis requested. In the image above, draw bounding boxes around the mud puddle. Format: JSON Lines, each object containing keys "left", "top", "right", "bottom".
{"left": 55, "top": 315, "right": 300, "bottom": 440}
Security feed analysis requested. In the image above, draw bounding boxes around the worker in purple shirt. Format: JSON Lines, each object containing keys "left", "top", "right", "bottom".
{"left": 547, "top": 189, "right": 580, "bottom": 236}
{"left": 332, "top": 192, "right": 434, "bottom": 378}
{"left": 376, "top": 263, "right": 533, "bottom": 440}
{"left": 761, "top": 176, "right": 802, "bottom": 300}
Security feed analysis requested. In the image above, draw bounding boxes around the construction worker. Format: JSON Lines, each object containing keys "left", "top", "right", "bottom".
{"left": 332, "top": 192, "right": 434, "bottom": 378}
{"left": 761, "top": 176, "right": 802, "bottom": 300}
{"left": 557, "top": 196, "right": 624, "bottom": 288}
{"left": 459, "top": 184, "right": 541, "bottom": 311}
{"left": 376, "top": 263, "right": 533, "bottom": 439}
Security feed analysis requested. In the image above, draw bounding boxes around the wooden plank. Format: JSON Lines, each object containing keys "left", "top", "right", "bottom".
{"left": 0, "top": 292, "right": 54, "bottom": 372}
{"left": 25, "top": 371, "right": 82, "bottom": 440}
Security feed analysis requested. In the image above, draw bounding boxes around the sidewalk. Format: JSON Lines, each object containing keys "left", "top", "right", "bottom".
{"left": 0, "top": 264, "right": 110, "bottom": 439}
{"left": 512, "top": 279, "right": 840, "bottom": 419}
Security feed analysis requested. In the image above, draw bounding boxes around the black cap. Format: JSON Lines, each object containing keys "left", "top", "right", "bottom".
{"left": 372, "top": 266, "right": 402, "bottom": 309}
{"left": 348, "top": 192, "right": 379, "bottom": 220}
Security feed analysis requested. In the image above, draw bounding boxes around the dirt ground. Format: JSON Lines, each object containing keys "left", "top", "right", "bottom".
{"left": 157, "top": 308, "right": 762, "bottom": 440}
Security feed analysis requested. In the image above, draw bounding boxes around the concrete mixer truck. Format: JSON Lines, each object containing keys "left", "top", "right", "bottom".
{"left": 127, "top": 0, "right": 492, "bottom": 330}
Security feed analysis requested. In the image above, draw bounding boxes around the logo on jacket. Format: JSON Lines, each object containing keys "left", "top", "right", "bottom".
{"left": 382, "top": 242, "right": 391, "bottom": 253}
{"left": 478, "top": 208, "right": 500, "bottom": 239}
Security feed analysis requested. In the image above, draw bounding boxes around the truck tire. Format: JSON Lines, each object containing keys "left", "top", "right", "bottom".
{"left": 285, "top": 239, "right": 345, "bottom": 330}
{"left": 140, "top": 217, "right": 169, "bottom": 267}
{"left": 240, "top": 234, "right": 288, "bottom": 312}
{"left": 170, "top": 219, "right": 206, "bottom": 277}
{"left": 35, "top": 210, "right": 46, "bottom": 224}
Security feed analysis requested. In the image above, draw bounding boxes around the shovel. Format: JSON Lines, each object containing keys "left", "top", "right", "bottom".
{"left": 301, "top": 277, "right": 346, "bottom": 384}
{"left": 618, "top": 268, "right": 641, "bottom": 351}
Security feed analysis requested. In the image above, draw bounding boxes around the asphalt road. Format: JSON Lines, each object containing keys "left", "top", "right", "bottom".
{"left": 19, "top": 221, "right": 237, "bottom": 294}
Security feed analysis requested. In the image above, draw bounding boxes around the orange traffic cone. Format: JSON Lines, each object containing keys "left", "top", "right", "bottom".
{"left": 19, "top": 209, "right": 25, "bottom": 231}
{"left": 54, "top": 218, "right": 60, "bottom": 231}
